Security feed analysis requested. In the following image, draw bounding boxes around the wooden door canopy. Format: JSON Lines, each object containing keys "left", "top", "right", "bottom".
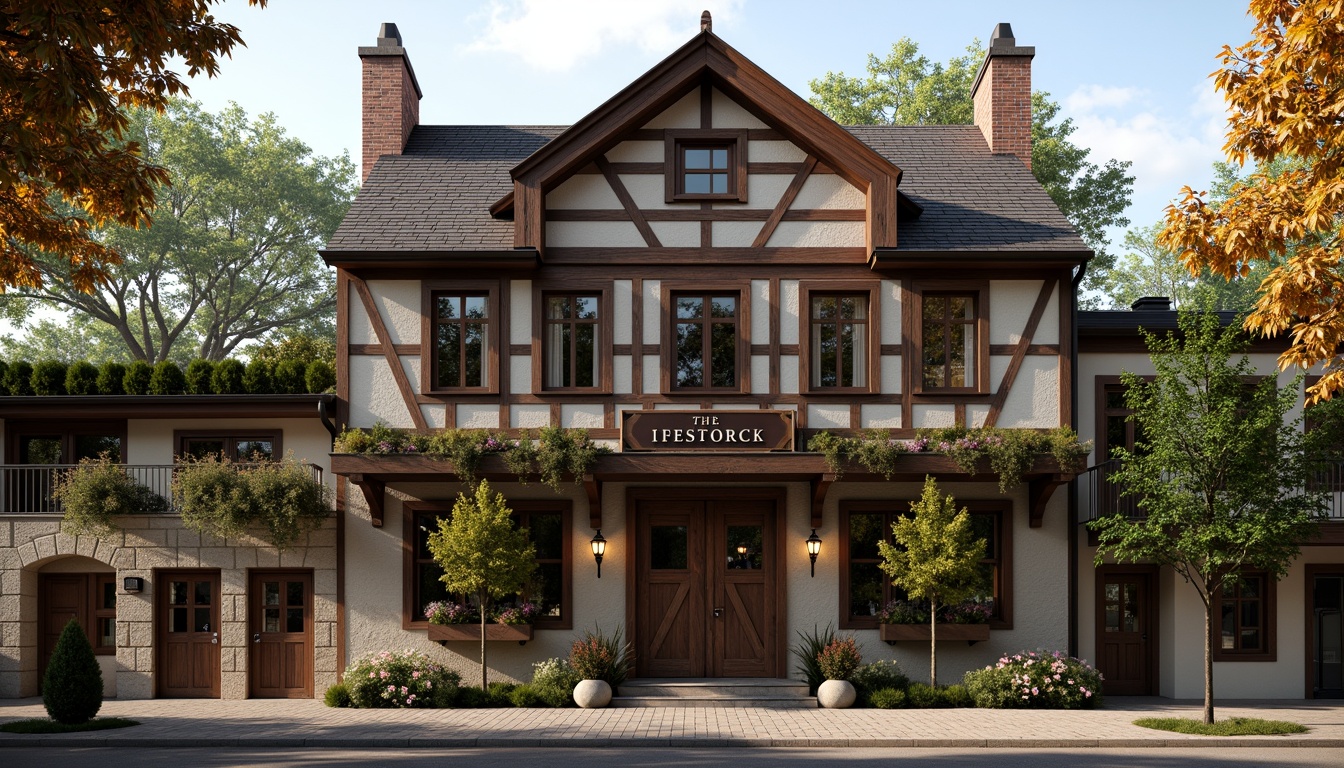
{"left": 493, "top": 28, "right": 906, "bottom": 259}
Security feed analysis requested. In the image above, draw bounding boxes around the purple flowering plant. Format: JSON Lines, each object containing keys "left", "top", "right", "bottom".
{"left": 424, "top": 601, "right": 477, "bottom": 625}
{"left": 493, "top": 601, "right": 542, "bottom": 626}
{"left": 963, "top": 650, "right": 1104, "bottom": 709}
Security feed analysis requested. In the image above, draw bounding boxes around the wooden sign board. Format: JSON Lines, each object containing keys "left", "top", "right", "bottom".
{"left": 621, "top": 410, "right": 795, "bottom": 452}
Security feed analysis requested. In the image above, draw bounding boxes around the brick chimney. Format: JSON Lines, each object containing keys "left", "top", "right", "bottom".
{"left": 359, "top": 23, "right": 422, "bottom": 182}
{"left": 971, "top": 23, "right": 1034, "bottom": 170}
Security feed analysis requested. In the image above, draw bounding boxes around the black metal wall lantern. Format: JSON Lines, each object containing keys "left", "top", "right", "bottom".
{"left": 122, "top": 576, "right": 144, "bottom": 593}
{"left": 806, "top": 529, "right": 822, "bottom": 577}
{"left": 590, "top": 530, "right": 607, "bottom": 578}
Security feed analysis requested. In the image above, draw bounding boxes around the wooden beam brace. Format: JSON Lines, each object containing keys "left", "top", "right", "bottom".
{"left": 753, "top": 155, "right": 818, "bottom": 248}
{"left": 350, "top": 275, "right": 428, "bottom": 432}
{"left": 595, "top": 155, "right": 662, "bottom": 247}
{"left": 583, "top": 474, "right": 602, "bottom": 529}
{"left": 810, "top": 472, "right": 835, "bottom": 529}
{"left": 985, "top": 278, "right": 1057, "bottom": 427}
{"left": 1028, "top": 475, "right": 1065, "bottom": 529}
{"left": 350, "top": 473, "right": 387, "bottom": 528}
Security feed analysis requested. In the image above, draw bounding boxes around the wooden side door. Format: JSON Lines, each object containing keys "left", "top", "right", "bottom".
{"left": 158, "top": 571, "right": 221, "bottom": 698}
{"left": 249, "top": 570, "right": 313, "bottom": 698}
{"left": 39, "top": 574, "right": 88, "bottom": 680}
{"left": 1096, "top": 568, "right": 1156, "bottom": 696}
{"left": 634, "top": 499, "right": 706, "bottom": 677}
{"left": 710, "top": 500, "right": 775, "bottom": 677}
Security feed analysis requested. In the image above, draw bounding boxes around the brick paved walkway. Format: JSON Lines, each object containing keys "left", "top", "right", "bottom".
{"left": 1, "top": 697, "right": 1342, "bottom": 748}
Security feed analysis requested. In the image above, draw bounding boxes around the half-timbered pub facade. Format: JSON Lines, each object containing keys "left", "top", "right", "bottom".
{"left": 3, "top": 16, "right": 1342, "bottom": 703}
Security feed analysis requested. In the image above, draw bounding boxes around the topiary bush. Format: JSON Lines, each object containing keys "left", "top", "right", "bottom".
{"left": 5, "top": 360, "right": 34, "bottom": 395}
{"left": 211, "top": 359, "right": 246, "bottom": 394}
{"left": 243, "top": 359, "right": 273, "bottom": 394}
{"left": 273, "top": 359, "right": 307, "bottom": 394}
{"left": 305, "top": 360, "right": 335, "bottom": 393}
{"left": 184, "top": 359, "right": 215, "bottom": 395}
{"left": 42, "top": 618, "right": 103, "bottom": 724}
{"left": 97, "top": 362, "right": 126, "bottom": 395}
{"left": 963, "top": 650, "right": 1104, "bottom": 709}
{"left": 30, "top": 360, "right": 68, "bottom": 395}
{"left": 148, "top": 361, "right": 186, "bottom": 395}
{"left": 65, "top": 361, "right": 100, "bottom": 395}
{"left": 122, "top": 361, "right": 153, "bottom": 395}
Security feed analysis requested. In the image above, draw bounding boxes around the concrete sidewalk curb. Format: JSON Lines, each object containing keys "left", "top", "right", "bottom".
{"left": 3, "top": 735, "right": 1343, "bottom": 749}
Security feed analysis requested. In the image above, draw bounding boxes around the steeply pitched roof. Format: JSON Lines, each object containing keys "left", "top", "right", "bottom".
{"left": 323, "top": 124, "right": 1087, "bottom": 256}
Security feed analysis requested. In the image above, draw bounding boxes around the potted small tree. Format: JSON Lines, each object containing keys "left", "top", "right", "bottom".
{"left": 426, "top": 480, "right": 536, "bottom": 690}
{"left": 815, "top": 635, "right": 861, "bottom": 709}
{"left": 878, "top": 477, "right": 986, "bottom": 687}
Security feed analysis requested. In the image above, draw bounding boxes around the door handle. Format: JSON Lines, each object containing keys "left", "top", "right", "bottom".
{"left": 253, "top": 633, "right": 261, "bottom": 643}
{"left": 1141, "top": 633, "right": 1148, "bottom": 641}
{"left": 211, "top": 632, "right": 218, "bottom": 645}
{"left": 713, "top": 608, "right": 723, "bottom": 618}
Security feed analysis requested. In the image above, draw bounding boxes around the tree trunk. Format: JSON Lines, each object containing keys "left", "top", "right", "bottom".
{"left": 480, "top": 591, "right": 489, "bottom": 691}
{"left": 930, "top": 599, "right": 938, "bottom": 688}
{"left": 1204, "top": 600, "right": 1214, "bottom": 725}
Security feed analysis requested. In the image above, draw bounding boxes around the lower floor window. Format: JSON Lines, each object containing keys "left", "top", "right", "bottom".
{"left": 840, "top": 501, "right": 1009, "bottom": 629}
{"left": 1214, "top": 572, "right": 1275, "bottom": 659}
{"left": 408, "top": 501, "right": 571, "bottom": 629}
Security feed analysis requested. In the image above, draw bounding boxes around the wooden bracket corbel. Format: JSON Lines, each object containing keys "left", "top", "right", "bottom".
{"left": 1028, "top": 475, "right": 1066, "bottom": 529}
{"left": 350, "top": 473, "right": 387, "bottom": 528}
{"left": 583, "top": 474, "right": 602, "bottom": 529}
{"left": 810, "top": 473, "right": 835, "bottom": 529}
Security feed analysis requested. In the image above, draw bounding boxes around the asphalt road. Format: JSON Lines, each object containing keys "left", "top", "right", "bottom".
{"left": 2, "top": 747, "right": 1341, "bottom": 768}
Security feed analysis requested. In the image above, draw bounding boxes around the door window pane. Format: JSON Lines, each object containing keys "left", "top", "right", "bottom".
{"left": 194, "top": 608, "right": 210, "bottom": 632}
{"left": 286, "top": 581, "right": 304, "bottom": 607}
{"left": 195, "top": 581, "right": 212, "bottom": 605}
{"left": 98, "top": 618, "right": 115, "bottom": 647}
{"left": 20, "top": 437, "right": 63, "bottom": 464}
{"left": 101, "top": 581, "right": 117, "bottom": 610}
{"left": 170, "top": 607, "right": 188, "bottom": 633}
{"left": 651, "top": 526, "right": 688, "bottom": 570}
{"left": 264, "top": 608, "right": 280, "bottom": 633}
{"left": 264, "top": 582, "right": 280, "bottom": 606}
{"left": 727, "top": 525, "right": 763, "bottom": 569}
{"left": 170, "top": 581, "right": 188, "bottom": 605}
{"left": 286, "top": 608, "right": 303, "bottom": 633}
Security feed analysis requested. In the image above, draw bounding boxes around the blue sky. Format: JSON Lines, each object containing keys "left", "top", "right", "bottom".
{"left": 183, "top": 0, "right": 1258, "bottom": 250}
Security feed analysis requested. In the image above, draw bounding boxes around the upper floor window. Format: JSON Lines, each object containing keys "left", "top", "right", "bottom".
{"left": 422, "top": 280, "right": 499, "bottom": 394}
{"left": 544, "top": 294, "right": 600, "bottom": 390}
{"left": 801, "top": 284, "right": 878, "bottom": 393}
{"left": 914, "top": 282, "right": 987, "bottom": 393}
{"left": 177, "top": 430, "right": 281, "bottom": 461}
{"left": 670, "top": 292, "right": 741, "bottom": 391}
{"left": 664, "top": 130, "right": 747, "bottom": 203}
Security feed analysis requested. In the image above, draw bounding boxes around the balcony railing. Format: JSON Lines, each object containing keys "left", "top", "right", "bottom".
{"left": 0, "top": 463, "right": 324, "bottom": 515}
{"left": 1079, "top": 458, "right": 1344, "bottom": 524}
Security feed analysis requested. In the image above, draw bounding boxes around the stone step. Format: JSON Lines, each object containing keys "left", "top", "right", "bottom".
{"left": 613, "top": 678, "right": 816, "bottom": 708}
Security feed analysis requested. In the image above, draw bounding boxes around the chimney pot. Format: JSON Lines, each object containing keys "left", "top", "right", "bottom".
{"left": 1130, "top": 297, "right": 1173, "bottom": 311}
{"left": 377, "top": 22, "right": 403, "bottom": 47}
{"left": 701, "top": 10, "right": 712, "bottom": 33}
{"left": 990, "top": 22, "right": 1015, "bottom": 46}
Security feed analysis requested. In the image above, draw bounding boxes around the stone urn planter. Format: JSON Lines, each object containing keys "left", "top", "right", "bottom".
{"left": 573, "top": 679, "right": 613, "bottom": 708}
{"left": 816, "top": 679, "right": 856, "bottom": 709}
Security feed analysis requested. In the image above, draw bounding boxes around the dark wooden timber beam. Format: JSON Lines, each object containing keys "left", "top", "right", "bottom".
{"left": 1028, "top": 475, "right": 1066, "bottom": 529}
{"left": 350, "top": 473, "right": 387, "bottom": 528}
{"left": 810, "top": 472, "right": 835, "bottom": 529}
{"left": 583, "top": 474, "right": 602, "bottom": 529}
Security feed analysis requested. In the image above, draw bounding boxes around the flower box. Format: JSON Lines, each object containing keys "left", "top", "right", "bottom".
{"left": 428, "top": 623, "right": 533, "bottom": 645}
{"left": 880, "top": 623, "right": 990, "bottom": 645}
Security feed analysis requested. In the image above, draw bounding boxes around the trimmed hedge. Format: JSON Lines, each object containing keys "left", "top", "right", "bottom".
{"left": 0, "top": 357, "right": 335, "bottom": 396}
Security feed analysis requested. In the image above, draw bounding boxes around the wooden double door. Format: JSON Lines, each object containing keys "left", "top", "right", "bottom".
{"left": 633, "top": 492, "right": 781, "bottom": 678}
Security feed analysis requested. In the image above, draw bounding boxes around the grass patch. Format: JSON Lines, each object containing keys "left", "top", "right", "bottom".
{"left": 1133, "top": 716, "right": 1308, "bottom": 736}
{"left": 0, "top": 717, "right": 139, "bottom": 734}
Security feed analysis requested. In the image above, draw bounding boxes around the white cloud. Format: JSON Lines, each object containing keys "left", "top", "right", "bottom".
{"left": 465, "top": 0, "right": 745, "bottom": 71}
{"left": 1063, "top": 84, "right": 1140, "bottom": 113}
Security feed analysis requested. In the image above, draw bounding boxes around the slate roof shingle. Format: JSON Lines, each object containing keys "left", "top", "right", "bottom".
{"left": 324, "top": 124, "right": 1087, "bottom": 255}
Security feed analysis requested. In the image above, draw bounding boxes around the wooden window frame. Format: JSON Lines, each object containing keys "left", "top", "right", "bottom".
{"left": 92, "top": 573, "right": 116, "bottom": 654}
{"left": 532, "top": 284, "right": 613, "bottom": 394}
{"left": 799, "top": 282, "right": 880, "bottom": 395}
{"left": 912, "top": 280, "right": 989, "bottom": 394}
{"left": 174, "top": 429, "right": 283, "bottom": 461}
{"left": 838, "top": 499, "right": 1012, "bottom": 630}
{"left": 1211, "top": 571, "right": 1277, "bottom": 661}
{"left": 401, "top": 499, "right": 573, "bottom": 631}
{"left": 661, "top": 281, "right": 751, "bottom": 395}
{"left": 7, "top": 420, "right": 128, "bottom": 465}
{"left": 664, "top": 129, "right": 748, "bottom": 203}
{"left": 420, "top": 279, "right": 501, "bottom": 395}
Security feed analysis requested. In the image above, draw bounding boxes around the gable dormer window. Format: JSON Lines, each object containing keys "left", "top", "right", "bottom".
{"left": 665, "top": 129, "right": 748, "bottom": 202}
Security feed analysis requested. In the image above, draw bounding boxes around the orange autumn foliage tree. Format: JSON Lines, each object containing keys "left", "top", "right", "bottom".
{"left": 1159, "top": 0, "right": 1344, "bottom": 402}
{"left": 0, "top": 0, "right": 267, "bottom": 293}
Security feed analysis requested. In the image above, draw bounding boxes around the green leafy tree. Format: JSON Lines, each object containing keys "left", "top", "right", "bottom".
{"left": 877, "top": 477, "right": 985, "bottom": 686}
{"left": 809, "top": 39, "right": 1133, "bottom": 303}
{"left": 42, "top": 618, "right": 103, "bottom": 724}
{"left": 0, "top": 100, "right": 355, "bottom": 362}
{"left": 427, "top": 480, "right": 537, "bottom": 690}
{"left": 1089, "top": 304, "right": 1325, "bottom": 724}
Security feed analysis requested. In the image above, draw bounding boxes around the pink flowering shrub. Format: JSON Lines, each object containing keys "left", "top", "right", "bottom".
{"left": 493, "top": 601, "right": 541, "bottom": 626}
{"left": 342, "top": 650, "right": 461, "bottom": 708}
{"left": 963, "top": 650, "right": 1103, "bottom": 709}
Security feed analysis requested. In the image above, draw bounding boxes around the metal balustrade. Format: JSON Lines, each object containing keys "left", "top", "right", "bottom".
{"left": 1078, "top": 458, "right": 1344, "bottom": 523}
{"left": 0, "top": 463, "right": 324, "bottom": 515}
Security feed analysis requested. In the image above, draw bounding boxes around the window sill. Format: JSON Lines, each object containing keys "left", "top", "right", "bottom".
{"left": 428, "top": 623, "right": 534, "bottom": 645}
{"left": 1212, "top": 652, "right": 1277, "bottom": 663}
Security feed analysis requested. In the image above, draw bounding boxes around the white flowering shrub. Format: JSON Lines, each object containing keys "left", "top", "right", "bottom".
{"left": 343, "top": 650, "right": 461, "bottom": 708}
{"left": 963, "top": 650, "right": 1103, "bottom": 709}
